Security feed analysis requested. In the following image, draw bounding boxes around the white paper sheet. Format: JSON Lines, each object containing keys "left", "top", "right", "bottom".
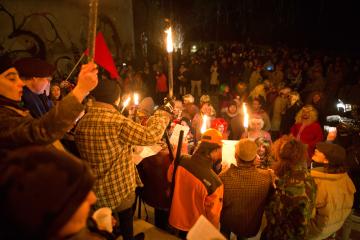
{"left": 187, "top": 215, "right": 226, "bottom": 240}
{"left": 221, "top": 140, "right": 238, "bottom": 167}
{"left": 170, "top": 124, "right": 190, "bottom": 146}
{"left": 132, "top": 145, "right": 162, "bottom": 165}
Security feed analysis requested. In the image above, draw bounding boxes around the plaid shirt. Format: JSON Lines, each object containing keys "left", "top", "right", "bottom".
{"left": 75, "top": 102, "right": 170, "bottom": 209}
{"left": 220, "top": 164, "right": 274, "bottom": 237}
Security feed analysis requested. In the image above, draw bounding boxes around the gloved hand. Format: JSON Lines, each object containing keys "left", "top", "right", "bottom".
{"left": 158, "top": 96, "right": 175, "bottom": 114}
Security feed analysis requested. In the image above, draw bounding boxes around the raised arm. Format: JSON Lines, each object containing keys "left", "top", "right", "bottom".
{"left": 0, "top": 63, "right": 98, "bottom": 149}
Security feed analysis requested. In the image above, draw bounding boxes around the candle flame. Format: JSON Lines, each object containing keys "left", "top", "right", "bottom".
{"left": 242, "top": 103, "right": 249, "bottom": 129}
{"left": 200, "top": 115, "right": 208, "bottom": 134}
{"left": 121, "top": 96, "right": 131, "bottom": 113}
{"left": 165, "top": 27, "right": 173, "bottom": 53}
{"left": 134, "top": 93, "right": 139, "bottom": 105}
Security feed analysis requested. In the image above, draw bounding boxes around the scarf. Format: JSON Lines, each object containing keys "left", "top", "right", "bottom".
{"left": 0, "top": 95, "right": 27, "bottom": 111}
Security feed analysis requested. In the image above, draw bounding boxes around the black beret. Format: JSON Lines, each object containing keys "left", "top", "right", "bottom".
{"left": 0, "top": 54, "right": 14, "bottom": 74}
{"left": 91, "top": 78, "right": 121, "bottom": 105}
{"left": 14, "top": 57, "right": 55, "bottom": 78}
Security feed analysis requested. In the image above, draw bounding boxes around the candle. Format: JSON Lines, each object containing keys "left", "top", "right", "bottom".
{"left": 134, "top": 93, "right": 139, "bottom": 106}
{"left": 242, "top": 103, "right": 249, "bottom": 131}
{"left": 165, "top": 27, "right": 174, "bottom": 98}
{"left": 121, "top": 96, "right": 131, "bottom": 113}
{"left": 200, "top": 115, "right": 208, "bottom": 134}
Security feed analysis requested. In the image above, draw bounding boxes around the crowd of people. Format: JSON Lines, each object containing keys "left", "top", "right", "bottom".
{"left": 0, "top": 40, "right": 359, "bottom": 240}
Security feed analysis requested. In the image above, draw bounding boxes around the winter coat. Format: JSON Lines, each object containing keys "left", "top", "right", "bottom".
{"left": 307, "top": 168, "right": 356, "bottom": 240}
{"left": 0, "top": 93, "right": 84, "bottom": 151}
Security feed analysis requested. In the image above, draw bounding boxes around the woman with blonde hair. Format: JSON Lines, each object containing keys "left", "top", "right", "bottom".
{"left": 291, "top": 105, "right": 323, "bottom": 166}
{"left": 241, "top": 117, "right": 271, "bottom": 142}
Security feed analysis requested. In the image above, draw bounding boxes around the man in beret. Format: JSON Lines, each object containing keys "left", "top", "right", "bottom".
{"left": 0, "top": 53, "right": 98, "bottom": 151}
{"left": 308, "top": 142, "right": 356, "bottom": 240}
{"left": 14, "top": 57, "right": 55, "bottom": 118}
{"left": 220, "top": 138, "right": 274, "bottom": 239}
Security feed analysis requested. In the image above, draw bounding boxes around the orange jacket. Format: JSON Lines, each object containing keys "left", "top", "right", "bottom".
{"left": 168, "top": 154, "right": 223, "bottom": 231}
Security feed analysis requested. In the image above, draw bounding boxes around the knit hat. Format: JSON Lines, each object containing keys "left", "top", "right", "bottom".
{"left": 14, "top": 57, "right": 55, "bottom": 78}
{"left": 0, "top": 54, "right": 14, "bottom": 74}
{"left": 235, "top": 138, "right": 258, "bottom": 161}
{"left": 0, "top": 146, "right": 95, "bottom": 239}
{"left": 91, "top": 78, "right": 121, "bottom": 104}
{"left": 138, "top": 97, "right": 155, "bottom": 116}
{"left": 316, "top": 142, "right": 346, "bottom": 167}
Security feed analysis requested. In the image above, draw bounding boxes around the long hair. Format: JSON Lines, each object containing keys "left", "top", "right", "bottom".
{"left": 272, "top": 135, "right": 308, "bottom": 177}
{"left": 295, "top": 105, "right": 318, "bottom": 124}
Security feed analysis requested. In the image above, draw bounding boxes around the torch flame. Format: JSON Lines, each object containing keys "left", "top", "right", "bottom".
{"left": 200, "top": 115, "right": 208, "bottom": 134}
{"left": 165, "top": 27, "right": 173, "bottom": 53}
{"left": 134, "top": 93, "right": 139, "bottom": 105}
{"left": 242, "top": 103, "right": 249, "bottom": 129}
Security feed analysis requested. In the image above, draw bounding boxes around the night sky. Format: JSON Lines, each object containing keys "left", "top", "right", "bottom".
{"left": 152, "top": 0, "right": 360, "bottom": 53}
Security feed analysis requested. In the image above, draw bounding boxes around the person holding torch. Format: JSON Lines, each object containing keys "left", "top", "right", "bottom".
{"left": 75, "top": 77, "right": 174, "bottom": 240}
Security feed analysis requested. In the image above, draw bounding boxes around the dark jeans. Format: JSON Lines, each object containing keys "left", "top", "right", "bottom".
{"left": 116, "top": 208, "right": 134, "bottom": 240}
{"left": 154, "top": 208, "right": 169, "bottom": 231}
{"left": 178, "top": 230, "right": 188, "bottom": 240}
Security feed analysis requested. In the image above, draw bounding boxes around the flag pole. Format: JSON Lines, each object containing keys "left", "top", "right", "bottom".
{"left": 64, "top": 53, "right": 85, "bottom": 82}
{"left": 87, "top": 0, "right": 99, "bottom": 62}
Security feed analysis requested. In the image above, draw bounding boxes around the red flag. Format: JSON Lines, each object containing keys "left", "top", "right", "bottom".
{"left": 84, "top": 32, "right": 120, "bottom": 79}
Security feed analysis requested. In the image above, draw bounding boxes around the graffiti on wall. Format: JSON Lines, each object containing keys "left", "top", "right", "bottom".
{"left": 0, "top": 3, "right": 125, "bottom": 81}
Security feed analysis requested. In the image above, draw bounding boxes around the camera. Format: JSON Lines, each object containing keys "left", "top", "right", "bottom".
{"left": 266, "top": 65, "right": 274, "bottom": 71}
{"left": 325, "top": 99, "right": 360, "bottom": 136}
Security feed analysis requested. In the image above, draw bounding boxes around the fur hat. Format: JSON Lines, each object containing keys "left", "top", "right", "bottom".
{"left": 235, "top": 139, "right": 258, "bottom": 161}
{"left": 91, "top": 78, "right": 121, "bottom": 104}
{"left": 14, "top": 57, "right": 55, "bottom": 78}
{"left": 0, "top": 147, "right": 95, "bottom": 239}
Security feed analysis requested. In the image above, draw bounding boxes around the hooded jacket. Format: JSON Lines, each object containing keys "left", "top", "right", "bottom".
{"left": 307, "top": 167, "right": 356, "bottom": 240}
{"left": 168, "top": 154, "right": 223, "bottom": 231}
